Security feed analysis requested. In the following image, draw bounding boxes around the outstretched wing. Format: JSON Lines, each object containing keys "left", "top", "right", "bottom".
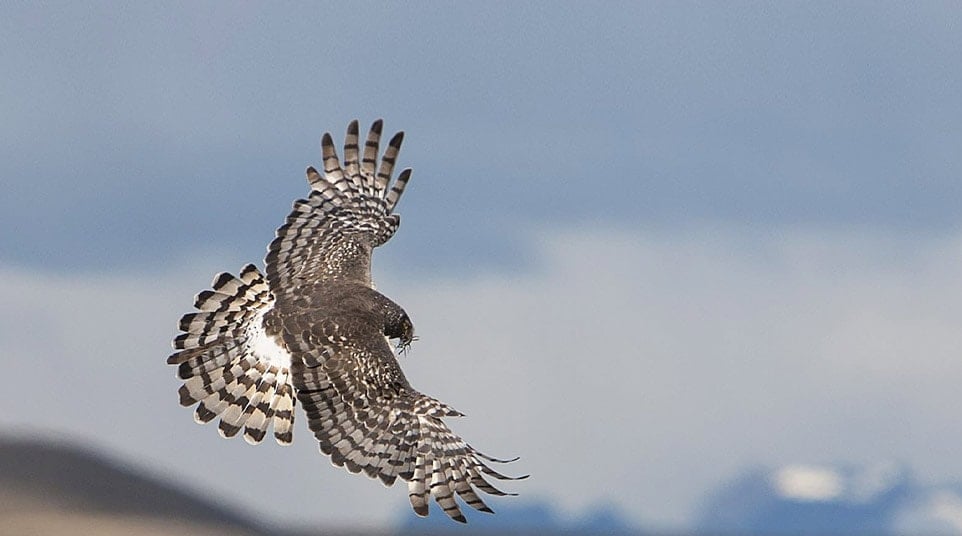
{"left": 287, "top": 318, "right": 524, "bottom": 523}
{"left": 265, "top": 119, "right": 411, "bottom": 294}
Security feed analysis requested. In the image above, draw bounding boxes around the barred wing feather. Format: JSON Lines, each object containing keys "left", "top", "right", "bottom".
{"left": 292, "top": 325, "right": 525, "bottom": 523}
{"left": 265, "top": 120, "right": 410, "bottom": 293}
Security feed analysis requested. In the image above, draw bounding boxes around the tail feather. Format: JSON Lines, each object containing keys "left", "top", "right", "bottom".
{"left": 175, "top": 341, "right": 239, "bottom": 381}
{"left": 217, "top": 361, "right": 264, "bottom": 438}
{"left": 214, "top": 377, "right": 255, "bottom": 438}
{"left": 168, "top": 265, "right": 295, "bottom": 446}
{"left": 270, "top": 370, "right": 296, "bottom": 445}
{"left": 179, "top": 311, "right": 238, "bottom": 334}
{"left": 178, "top": 369, "right": 227, "bottom": 406}
{"left": 241, "top": 368, "right": 279, "bottom": 445}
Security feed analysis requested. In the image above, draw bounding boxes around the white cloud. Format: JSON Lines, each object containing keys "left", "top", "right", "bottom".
{"left": 772, "top": 465, "right": 843, "bottom": 501}
{"left": 896, "top": 490, "right": 962, "bottom": 534}
{"left": 3, "top": 225, "right": 962, "bottom": 530}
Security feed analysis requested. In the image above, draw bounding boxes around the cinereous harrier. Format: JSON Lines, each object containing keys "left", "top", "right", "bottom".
{"left": 167, "top": 120, "right": 523, "bottom": 523}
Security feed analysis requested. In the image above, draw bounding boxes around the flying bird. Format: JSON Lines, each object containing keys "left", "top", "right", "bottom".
{"left": 167, "top": 120, "right": 524, "bottom": 523}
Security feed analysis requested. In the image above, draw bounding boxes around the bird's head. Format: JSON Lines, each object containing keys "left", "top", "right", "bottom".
{"left": 396, "top": 314, "right": 417, "bottom": 355}
{"left": 386, "top": 311, "right": 416, "bottom": 355}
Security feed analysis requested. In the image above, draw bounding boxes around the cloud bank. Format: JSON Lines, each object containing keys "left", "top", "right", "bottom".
{"left": 2, "top": 225, "right": 961, "bottom": 529}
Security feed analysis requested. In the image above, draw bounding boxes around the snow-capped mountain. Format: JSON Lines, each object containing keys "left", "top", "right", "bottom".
{"left": 697, "top": 462, "right": 962, "bottom": 534}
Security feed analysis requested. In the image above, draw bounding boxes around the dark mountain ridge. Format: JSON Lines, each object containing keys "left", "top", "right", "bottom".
{"left": 0, "top": 436, "right": 266, "bottom": 534}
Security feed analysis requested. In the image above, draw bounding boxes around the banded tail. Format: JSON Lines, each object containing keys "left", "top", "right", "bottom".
{"left": 168, "top": 264, "right": 296, "bottom": 445}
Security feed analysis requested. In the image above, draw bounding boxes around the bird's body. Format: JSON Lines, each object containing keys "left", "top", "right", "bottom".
{"left": 168, "top": 120, "right": 521, "bottom": 523}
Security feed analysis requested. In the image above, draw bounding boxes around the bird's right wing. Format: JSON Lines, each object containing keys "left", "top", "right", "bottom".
{"left": 289, "top": 320, "right": 524, "bottom": 523}
{"left": 265, "top": 120, "right": 411, "bottom": 294}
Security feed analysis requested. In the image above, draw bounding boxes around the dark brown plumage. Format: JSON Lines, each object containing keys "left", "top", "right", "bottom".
{"left": 168, "top": 120, "right": 524, "bottom": 523}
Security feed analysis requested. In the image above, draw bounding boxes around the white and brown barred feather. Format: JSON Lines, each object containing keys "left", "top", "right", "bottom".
{"left": 265, "top": 120, "right": 409, "bottom": 292}
{"left": 169, "top": 120, "right": 523, "bottom": 523}
{"left": 167, "top": 264, "right": 296, "bottom": 445}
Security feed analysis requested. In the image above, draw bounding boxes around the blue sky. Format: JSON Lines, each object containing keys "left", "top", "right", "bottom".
{"left": 3, "top": 2, "right": 962, "bottom": 532}
{"left": 4, "top": 3, "right": 962, "bottom": 273}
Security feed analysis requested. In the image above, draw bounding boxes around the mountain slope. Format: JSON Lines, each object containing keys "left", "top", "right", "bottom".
{"left": 0, "top": 436, "right": 266, "bottom": 535}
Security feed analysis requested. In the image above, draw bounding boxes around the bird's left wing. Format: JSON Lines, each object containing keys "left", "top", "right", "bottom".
{"left": 266, "top": 120, "right": 410, "bottom": 295}
{"left": 287, "top": 319, "right": 525, "bottom": 523}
